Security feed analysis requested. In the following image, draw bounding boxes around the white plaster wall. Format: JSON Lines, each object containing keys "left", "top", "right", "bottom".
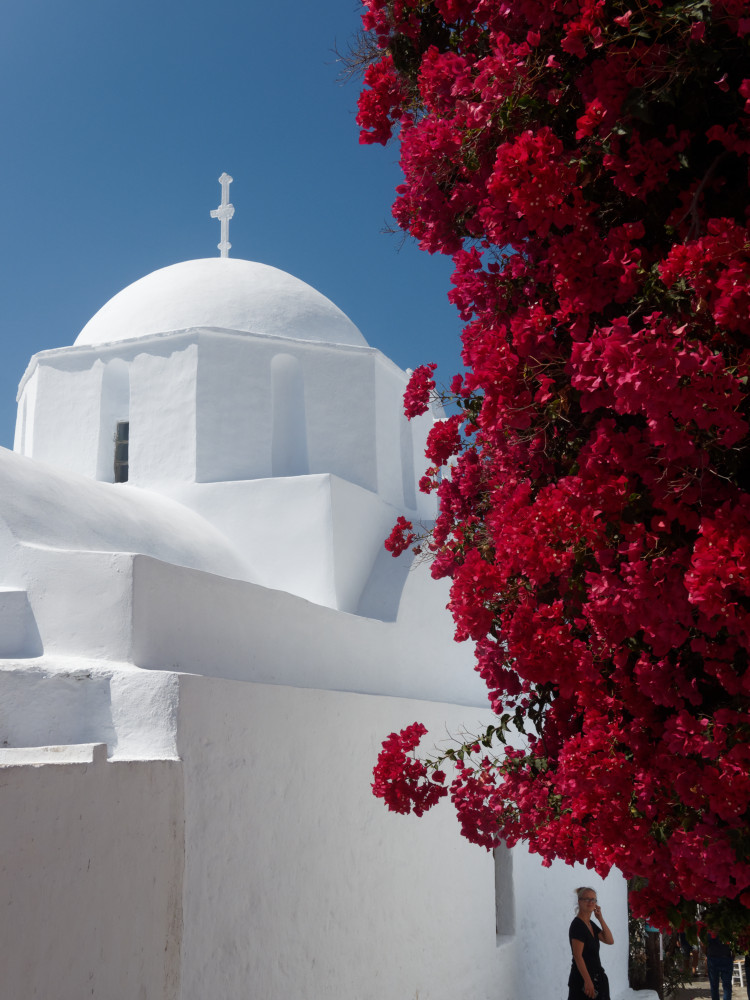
{"left": 14, "top": 365, "right": 37, "bottom": 456}
{"left": 356, "top": 537, "right": 415, "bottom": 621}
{"left": 0, "top": 446, "right": 251, "bottom": 585}
{"left": 374, "top": 352, "right": 407, "bottom": 506}
{"left": 0, "top": 747, "right": 183, "bottom": 1000}
{"left": 511, "top": 842, "right": 629, "bottom": 998}
{"left": 130, "top": 553, "right": 489, "bottom": 706}
{"left": 0, "top": 669, "right": 634, "bottom": 1000}
{"left": 17, "top": 337, "right": 200, "bottom": 485}
{"left": 188, "top": 332, "right": 383, "bottom": 488}
{"left": 14, "top": 331, "right": 434, "bottom": 518}
{"left": 129, "top": 344, "right": 198, "bottom": 484}
{"left": 175, "top": 675, "right": 630, "bottom": 1000}
{"left": 271, "top": 352, "right": 310, "bottom": 475}
{"left": 192, "top": 333, "right": 380, "bottom": 488}
{"left": 0, "top": 661, "right": 180, "bottom": 760}
{"left": 0, "top": 515, "right": 25, "bottom": 591}
{"left": 303, "top": 344, "right": 378, "bottom": 492}
{"left": 0, "top": 448, "right": 482, "bottom": 700}
{"left": 14, "top": 340, "right": 142, "bottom": 478}
{"left": 164, "top": 475, "right": 404, "bottom": 612}
{"left": 190, "top": 332, "right": 433, "bottom": 510}
{"left": 163, "top": 475, "right": 339, "bottom": 605}
{"left": 195, "top": 333, "right": 272, "bottom": 482}
{"left": 0, "top": 668, "right": 116, "bottom": 756}
{"left": 0, "top": 588, "right": 42, "bottom": 657}
{"left": 108, "top": 666, "right": 181, "bottom": 760}
{"left": 329, "top": 475, "right": 406, "bottom": 612}
{"left": 15, "top": 547, "right": 135, "bottom": 661}
{"left": 373, "top": 352, "right": 438, "bottom": 516}
{"left": 27, "top": 362, "right": 103, "bottom": 476}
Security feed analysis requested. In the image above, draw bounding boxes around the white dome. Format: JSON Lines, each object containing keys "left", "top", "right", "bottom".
{"left": 75, "top": 257, "right": 368, "bottom": 348}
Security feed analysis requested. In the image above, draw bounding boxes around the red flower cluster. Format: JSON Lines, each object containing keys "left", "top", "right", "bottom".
{"left": 357, "top": 55, "right": 408, "bottom": 145}
{"left": 384, "top": 515, "right": 415, "bottom": 556}
{"left": 372, "top": 723, "right": 448, "bottom": 815}
{"left": 403, "top": 362, "right": 438, "bottom": 417}
{"left": 362, "top": 0, "right": 750, "bottom": 940}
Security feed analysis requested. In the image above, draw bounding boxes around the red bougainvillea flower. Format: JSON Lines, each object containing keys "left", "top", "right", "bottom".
{"left": 403, "top": 362, "right": 438, "bottom": 418}
{"left": 362, "top": 0, "right": 750, "bottom": 941}
{"left": 372, "top": 723, "right": 449, "bottom": 815}
{"left": 384, "top": 515, "right": 415, "bottom": 556}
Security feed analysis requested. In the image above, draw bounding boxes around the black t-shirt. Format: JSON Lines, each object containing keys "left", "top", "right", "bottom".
{"left": 569, "top": 916, "right": 604, "bottom": 974}
{"left": 706, "top": 934, "right": 733, "bottom": 961}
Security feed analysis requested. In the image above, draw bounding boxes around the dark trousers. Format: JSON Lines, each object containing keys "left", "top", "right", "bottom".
{"left": 707, "top": 955, "right": 734, "bottom": 1000}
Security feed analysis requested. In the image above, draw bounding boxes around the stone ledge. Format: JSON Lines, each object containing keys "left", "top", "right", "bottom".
{"left": 0, "top": 742, "right": 107, "bottom": 766}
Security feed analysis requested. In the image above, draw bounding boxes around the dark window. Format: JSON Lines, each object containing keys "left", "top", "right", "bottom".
{"left": 114, "top": 421, "right": 129, "bottom": 483}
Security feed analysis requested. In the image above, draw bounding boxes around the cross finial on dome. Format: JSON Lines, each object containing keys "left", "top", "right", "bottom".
{"left": 210, "top": 173, "right": 235, "bottom": 258}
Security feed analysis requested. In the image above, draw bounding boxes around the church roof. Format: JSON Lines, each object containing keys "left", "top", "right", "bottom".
{"left": 74, "top": 258, "right": 368, "bottom": 348}
{"left": 0, "top": 447, "right": 253, "bottom": 583}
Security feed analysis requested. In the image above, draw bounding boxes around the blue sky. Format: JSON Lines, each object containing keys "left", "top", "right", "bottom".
{"left": 0, "top": 0, "right": 464, "bottom": 450}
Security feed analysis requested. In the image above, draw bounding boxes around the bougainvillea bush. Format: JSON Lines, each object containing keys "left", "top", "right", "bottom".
{"left": 358, "top": 0, "right": 750, "bottom": 938}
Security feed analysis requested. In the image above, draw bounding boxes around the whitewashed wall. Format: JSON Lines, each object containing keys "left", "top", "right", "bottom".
{"left": 16, "top": 330, "right": 435, "bottom": 517}
{"left": 162, "top": 474, "right": 402, "bottom": 611}
{"left": 130, "top": 553, "right": 488, "bottom": 705}
{"left": 176, "top": 676, "right": 629, "bottom": 1000}
{"left": 0, "top": 744, "right": 183, "bottom": 1000}
{"left": 0, "top": 670, "right": 632, "bottom": 1000}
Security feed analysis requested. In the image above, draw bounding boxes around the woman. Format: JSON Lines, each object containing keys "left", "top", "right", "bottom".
{"left": 568, "top": 887, "right": 614, "bottom": 999}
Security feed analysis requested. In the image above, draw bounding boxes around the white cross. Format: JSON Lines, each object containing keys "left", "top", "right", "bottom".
{"left": 210, "top": 172, "right": 235, "bottom": 258}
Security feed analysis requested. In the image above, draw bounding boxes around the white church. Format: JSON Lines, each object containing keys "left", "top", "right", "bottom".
{"left": 0, "top": 178, "right": 642, "bottom": 999}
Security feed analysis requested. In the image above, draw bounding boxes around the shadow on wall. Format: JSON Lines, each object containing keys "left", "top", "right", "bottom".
{"left": 356, "top": 544, "right": 414, "bottom": 622}
{"left": 0, "top": 589, "right": 43, "bottom": 658}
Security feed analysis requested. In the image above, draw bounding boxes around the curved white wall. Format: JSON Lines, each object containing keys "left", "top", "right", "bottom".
{"left": 0, "top": 447, "right": 251, "bottom": 583}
